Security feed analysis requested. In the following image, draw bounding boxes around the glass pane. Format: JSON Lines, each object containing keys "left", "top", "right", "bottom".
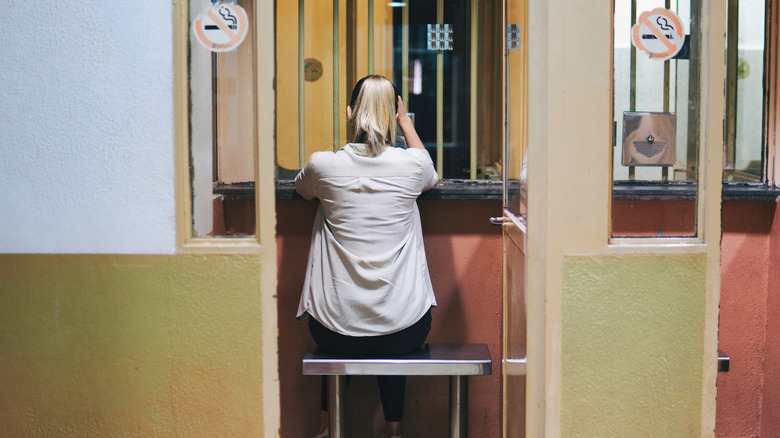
{"left": 189, "top": 0, "right": 256, "bottom": 237}
{"left": 724, "top": 0, "right": 766, "bottom": 182}
{"left": 612, "top": 0, "right": 698, "bottom": 238}
{"left": 505, "top": 6, "right": 526, "bottom": 218}
{"left": 275, "top": 0, "right": 504, "bottom": 180}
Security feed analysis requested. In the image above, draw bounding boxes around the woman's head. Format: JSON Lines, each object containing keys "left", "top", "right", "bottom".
{"left": 348, "top": 75, "right": 399, "bottom": 156}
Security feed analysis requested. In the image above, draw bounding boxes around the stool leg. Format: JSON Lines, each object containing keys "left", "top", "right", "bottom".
{"left": 328, "top": 375, "right": 346, "bottom": 438}
{"left": 449, "top": 376, "right": 468, "bottom": 438}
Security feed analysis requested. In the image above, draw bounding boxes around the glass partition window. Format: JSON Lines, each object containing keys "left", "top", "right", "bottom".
{"left": 612, "top": 0, "right": 700, "bottom": 238}
{"left": 504, "top": 3, "right": 527, "bottom": 219}
{"left": 189, "top": 0, "right": 257, "bottom": 238}
{"left": 725, "top": 0, "right": 767, "bottom": 182}
{"left": 614, "top": 1, "right": 697, "bottom": 183}
{"left": 275, "top": 0, "right": 504, "bottom": 180}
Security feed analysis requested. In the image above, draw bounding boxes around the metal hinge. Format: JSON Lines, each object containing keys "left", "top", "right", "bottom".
{"left": 507, "top": 24, "right": 521, "bottom": 51}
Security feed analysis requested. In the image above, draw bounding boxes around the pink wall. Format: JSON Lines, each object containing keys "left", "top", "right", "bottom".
{"left": 760, "top": 200, "right": 780, "bottom": 437}
{"left": 612, "top": 200, "right": 696, "bottom": 237}
{"left": 276, "top": 199, "right": 504, "bottom": 438}
{"left": 717, "top": 201, "right": 775, "bottom": 437}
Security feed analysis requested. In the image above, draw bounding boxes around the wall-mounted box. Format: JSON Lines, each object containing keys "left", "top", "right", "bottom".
{"left": 622, "top": 112, "right": 676, "bottom": 166}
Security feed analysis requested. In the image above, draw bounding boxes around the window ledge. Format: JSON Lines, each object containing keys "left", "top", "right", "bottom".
{"left": 722, "top": 183, "right": 780, "bottom": 201}
{"left": 270, "top": 179, "right": 503, "bottom": 200}
{"left": 213, "top": 181, "right": 780, "bottom": 202}
{"left": 613, "top": 181, "right": 780, "bottom": 201}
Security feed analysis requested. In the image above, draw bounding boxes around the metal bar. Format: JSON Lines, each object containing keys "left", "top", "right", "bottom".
{"left": 449, "top": 376, "right": 468, "bottom": 437}
{"left": 437, "top": 0, "right": 444, "bottom": 178}
{"left": 402, "top": 1, "right": 409, "bottom": 106}
{"left": 212, "top": 52, "right": 219, "bottom": 182}
{"left": 333, "top": 0, "right": 340, "bottom": 151}
{"left": 346, "top": 0, "right": 357, "bottom": 140}
{"left": 328, "top": 375, "right": 347, "bottom": 438}
{"left": 368, "top": 0, "right": 374, "bottom": 75}
{"left": 725, "top": 0, "right": 739, "bottom": 178}
{"left": 470, "top": 0, "right": 478, "bottom": 179}
{"left": 663, "top": 0, "right": 671, "bottom": 181}
{"left": 629, "top": 0, "right": 636, "bottom": 180}
{"left": 298, "top": 0, "right": 306, "bottom": 168}
{"left": 687, "top": 0, "right": 701, "bottom": 181}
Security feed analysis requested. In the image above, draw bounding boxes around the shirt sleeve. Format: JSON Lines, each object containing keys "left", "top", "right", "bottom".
{"left": 294, "top": 159, "right": 316, "bottom": 200}
{"left": 412, "top": 149, "right": 438, "bottom": 191}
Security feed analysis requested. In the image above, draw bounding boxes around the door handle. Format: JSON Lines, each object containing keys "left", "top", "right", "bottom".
{"left": 490, "top": 216, "right": 511, "bottom": 226}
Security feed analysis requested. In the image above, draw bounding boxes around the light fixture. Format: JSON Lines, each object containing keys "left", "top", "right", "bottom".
{"left": 388, "top": 2, "right": 407, "bottom": 7}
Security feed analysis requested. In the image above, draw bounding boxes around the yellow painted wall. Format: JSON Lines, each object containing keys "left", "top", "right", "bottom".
{"left": 0, "top": 254, "right": 265, "bottom": 437}
{"left": 561, "top": 254, "right": 706, "bottom": 436}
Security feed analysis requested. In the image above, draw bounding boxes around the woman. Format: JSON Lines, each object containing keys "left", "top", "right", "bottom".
{"left": 295, "top": 75, "right": 438, "bottom": 438}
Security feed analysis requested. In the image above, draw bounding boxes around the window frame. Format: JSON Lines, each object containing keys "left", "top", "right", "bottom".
{"left": 174, "top": 0, "right": 275, "bottom": 253}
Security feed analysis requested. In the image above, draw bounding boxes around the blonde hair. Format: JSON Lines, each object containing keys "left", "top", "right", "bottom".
{"left": 350, "top": 76, "right": 397, "bottom": 156}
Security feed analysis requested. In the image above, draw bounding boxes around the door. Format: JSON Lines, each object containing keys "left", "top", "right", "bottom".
{"left": 501, "top": 1, "right": 528, "bottom": 437}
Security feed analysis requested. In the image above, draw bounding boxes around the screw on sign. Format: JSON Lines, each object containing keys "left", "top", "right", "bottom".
{"left": 631, "top": 8, "right": 685, "bottom": 61}
{"left": 193, "top": 4, "right": 249, "bottom": 52}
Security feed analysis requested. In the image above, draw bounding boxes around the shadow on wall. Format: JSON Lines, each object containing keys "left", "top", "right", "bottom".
{"left": 275, "top": 199, "right": 503, "bottom": 438}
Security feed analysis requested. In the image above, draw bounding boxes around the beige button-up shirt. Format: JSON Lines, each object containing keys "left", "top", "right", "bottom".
{"left": 295, "top": 143, "right": 438, "bottom": 336}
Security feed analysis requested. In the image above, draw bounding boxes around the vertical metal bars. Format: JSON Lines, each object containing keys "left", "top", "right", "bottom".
{"left": 298, "top": 0, "right": 306, "bottom": 168}
{"left": 725, "top": 0, "right": 739, "bottom": 178}
{"left": 368, "top": 0, "right": 375, "bottom": 75}
{"left": 662, "top": 0, "right": 672, "bottom": 181}
{"left": 436, "top": 0, "right": 444, "bottom": 178}
{"left": 470, "top": 0, "right": 478, "bottom": 179}
{"left": 346, "top": 0, "right": 357, "bottom": 141}
{"left": 333, "top": 0, "right": 340, "bottom": 151}
{"left": 686, "top": 0, "right": 701, "bottom": 181}
{"left": 628, "top": 0, "right": 637, "bottom": 180}
{"left": 402, "top": 1, "right": 409, "bottom": 107}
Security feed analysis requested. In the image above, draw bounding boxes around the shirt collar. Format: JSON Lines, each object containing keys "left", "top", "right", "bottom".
{"left": 346, "top": 143, "right": 372, "bottom": 156}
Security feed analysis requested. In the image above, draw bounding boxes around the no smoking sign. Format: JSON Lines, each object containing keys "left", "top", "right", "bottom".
{"left": 193, "top": 3, "right": 249, "bottom": 52}
{"left": 631, "top": 8, "right": 685, "bottom": 61}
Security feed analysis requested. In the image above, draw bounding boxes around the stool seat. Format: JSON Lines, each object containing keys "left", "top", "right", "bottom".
{"left": 303, "top": 343, "right": 492, "bottom": 376}
{"left": 302, "top": 343, "right": 491, "bottom": 438}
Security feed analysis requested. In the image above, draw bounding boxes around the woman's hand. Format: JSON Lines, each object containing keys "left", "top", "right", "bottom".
{"left": 396, "top": 95, "right": 411, "bottom": 124}
{"left": 396, "top": 96, "right": 424, "bottom": 150}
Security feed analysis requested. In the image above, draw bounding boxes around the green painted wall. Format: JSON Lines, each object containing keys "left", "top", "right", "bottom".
{"left": 0, "top": 254, "right": 265, "bottom": 437}
{"left": 562, "top": 254, "right": 706, "bottom": 437}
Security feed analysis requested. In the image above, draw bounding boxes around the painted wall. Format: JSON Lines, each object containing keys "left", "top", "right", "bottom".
{"left": 561, "top": 253, "right": 707, "bottom": 436}
{"left": 716, "top": 200, "right": 780, "bottom": 437}
{"left": 0, "top": 1, "right": 176, "bottom": 254}
{"left": 0, "top": 3, "right": 274, "bottom": 436}
{"left": 0, "top": 254, "right": 266, "bottom": 437}
{"left": 276, "top": 199, "right": 503, "bottom": 438}
{"left": 761, "top": 199, "right": 780, "bottom": 436}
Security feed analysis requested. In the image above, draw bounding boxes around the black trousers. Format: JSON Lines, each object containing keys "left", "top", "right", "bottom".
{"left": 308, "top": 308, "right": 432, "bottom": 422}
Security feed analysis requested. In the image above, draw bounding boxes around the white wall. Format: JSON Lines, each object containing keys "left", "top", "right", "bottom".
{"left": 0, "top": 1, "right": 176, "bottom": 254}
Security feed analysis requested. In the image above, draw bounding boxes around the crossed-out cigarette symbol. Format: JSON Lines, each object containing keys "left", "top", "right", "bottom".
{"left": 631, "top": 8, "right": 685, "bottom": 61}
{"left": 193, "top": 4, "right": 249, "bottom": 52}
